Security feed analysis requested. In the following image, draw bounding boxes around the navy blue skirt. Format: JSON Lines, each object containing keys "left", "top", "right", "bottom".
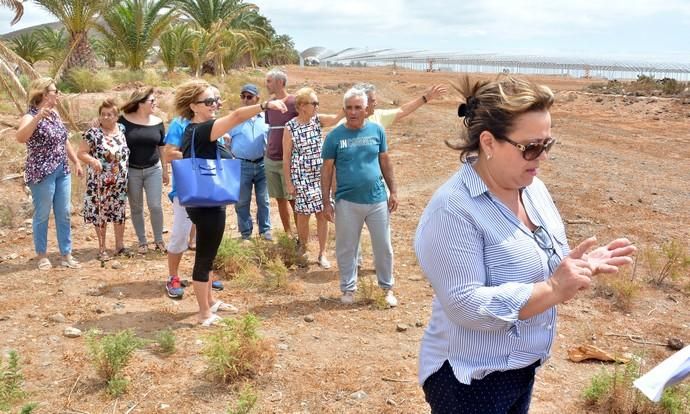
{"left": 423, "top": 360, "right": 540, "bottom": 414}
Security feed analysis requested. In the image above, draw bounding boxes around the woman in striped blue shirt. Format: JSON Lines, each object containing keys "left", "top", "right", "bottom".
{"left": 414, "top": 76, "right": 636, "bottom": 414}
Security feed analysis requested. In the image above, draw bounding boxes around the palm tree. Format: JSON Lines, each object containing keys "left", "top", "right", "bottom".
{"left": 257, "top": 34, "right": 299, "bottom": 66}
{"left": 98, "top": 0, "right": 177, "bottom": 71}
{"left": 34, "top": 0, "right": 117, "bottom": 75}
{"left": 0, "top": 0, "right": 23, "bottom": 24}
{"left": 34, "top": 26, "right": 68, "bottom": 75}
{"left": 91, "top": 37, "right": 119, "bottom": 68}
{"left": 9, "top": 33, "right": 46, "bottom": 66}
{"left": 183, "top": 27, "right": 217, "bottom": 77}
{"left": 174, "top": 0, "right": 267, "bottom": 75}
{"left": 0, "top": 1, "right": 77, "bottom": 128}
{"left": 158, "top": 23, "right": 195, "bottom": 73}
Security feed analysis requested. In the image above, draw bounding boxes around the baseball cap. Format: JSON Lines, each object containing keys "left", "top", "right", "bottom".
{"left": 240, "top": 83, "right": 259, "bottom": 96}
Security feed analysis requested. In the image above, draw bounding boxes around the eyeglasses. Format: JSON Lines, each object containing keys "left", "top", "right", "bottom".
{"left": 240, "top": 93, "right": 256, "bottom": 100}
{"left": 533, "top": 226, "right": 560, "bottom": 273}
{"left": 309, "top": 101, "right": 319, "bottom": 107}
{"left": 195, "top": 97, "right": 220, "bottom": 107}
{"left": 498, "top": 136, "right": 556, "bottom": 161}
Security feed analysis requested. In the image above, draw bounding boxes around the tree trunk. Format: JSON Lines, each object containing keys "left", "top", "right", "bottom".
{"left": 201, "top": 59, "right": 216, "bottom": 76}
{"left": 66, "top": 31, "right": 96, "bottom": 71}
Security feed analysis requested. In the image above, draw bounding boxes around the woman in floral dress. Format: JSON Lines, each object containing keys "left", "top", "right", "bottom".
{"left": 77, "top": 99, "right": 130, "bottom": 260}
{"left": 282, "top": 87, "right": 343, "bottom": 268}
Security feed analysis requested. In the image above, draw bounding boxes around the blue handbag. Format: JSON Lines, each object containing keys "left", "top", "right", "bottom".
{"left": 171, "top": 128, "right": 241, "bottom": 207}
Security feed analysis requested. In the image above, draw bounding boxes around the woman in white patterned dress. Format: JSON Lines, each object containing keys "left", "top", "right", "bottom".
{"left": 282, "top": 87, "right": 343, "bottom": 268}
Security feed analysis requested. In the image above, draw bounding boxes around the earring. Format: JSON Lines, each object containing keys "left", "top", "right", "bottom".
{"left": 486, "top": 153, "right": 492, "bottom": 161}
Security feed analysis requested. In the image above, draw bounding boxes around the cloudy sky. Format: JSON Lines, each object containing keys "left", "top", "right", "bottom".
{"left": 1, "top": 0, "right": 689, "bottom": 63}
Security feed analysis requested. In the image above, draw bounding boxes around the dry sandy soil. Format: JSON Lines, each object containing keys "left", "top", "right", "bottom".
{"left": 0, "top": 65, "right": 689, "bottom": 413}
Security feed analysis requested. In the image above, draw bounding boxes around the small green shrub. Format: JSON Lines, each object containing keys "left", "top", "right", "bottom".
{"left": 155, "top": 328, "right": 176, "bottom": 354}
{"left": 19, "top": 402, "right": 38, "bottom": 414}
{"left": 214, "top": 237, "right": 254, "bottom": 276}
{"left": 86, "top": 329, "right": 144, "bottom": 397}
{"left": 0, "top": 351, "right": 27, "bottom": 411}
{"left": 271, "top": 232, "right": 306, "bottom": 268}
{"left": 263, "top": 258, "right": 288, "bottom": 291}
{"left": 202, "top": 314, "right": 273, "bottom": 383}
{"left": 595, "top": 268, "right": 640, "bottom": 312}
{"left": 581, "top": 357, "right": 690, "bottom": 413}
{"left": 583, "top": 369, "right": 612, "bottom": 406}
{"left": 105, "top": 376, "right": 128, "bottom": 397}
{"left": 227, "top": 384, "right": 258, "bottom": 414}
{"left": 358, "top": 275, "right": 388, "bottom": 309}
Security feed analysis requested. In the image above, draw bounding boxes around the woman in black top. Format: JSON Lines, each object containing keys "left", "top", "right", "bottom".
{"left": 170, "top": 80, "right": 287, "bottom": 326}
{"left": 120, "top": 87, "right": 167, "bottom": 254}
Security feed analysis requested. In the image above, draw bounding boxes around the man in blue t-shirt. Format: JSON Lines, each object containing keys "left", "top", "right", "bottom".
{"left": 321, "top": 88, "right": 399, "bottom": 307}
{"left": 229, "top": 84, "right": 271, "bottom": 240}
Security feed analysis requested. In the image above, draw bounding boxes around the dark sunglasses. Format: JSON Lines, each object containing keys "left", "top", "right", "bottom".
{"left": 533, "top": 226, "right": 560, "bottom": 273}
{"left": 309, "top": 101, "right": 319, "bottom": 107}
{"left": 499, "top": 136, "right": 556, "bottom": 161}
{"left": 195, "top": 97, "right": 221, "bottom": 107}
{"left": 240, "top": 93, "right": 256, "bottom": 99}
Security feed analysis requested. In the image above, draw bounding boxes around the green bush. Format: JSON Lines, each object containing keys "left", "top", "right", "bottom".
{"left": 583, "top": 369, "right": 612, "bottom": 406}
{"left": 263, "top": 258, "right": 289, "bottom": 291}
{"left": 227, "top": 384, "right": 258, "bottom": 414}
{"left": 63, "top": 68, "right": 113, "bottom": 93}
{"left": 154, "top": 328, "right": 176, "bottom": 354}
{"left": 86, "top": 330, "right": 144, "bottom": 397}
{"left": 214, "top": 237, "right": 255, "bottom": 276}
{"left": 0, "top": 351, "right": 27, "bottom": 411}
{"left": 203, "top": 314, "right": 273, "bottom": 383}
{"left": 581, "top": 358, "right": 690, "bottom": 413}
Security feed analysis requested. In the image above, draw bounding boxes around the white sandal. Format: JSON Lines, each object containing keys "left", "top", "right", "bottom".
{"left": 37, "top": 257, "right": 52, "bottom": 271}
{"left": 209, "top": 301, "right": 238, "bottom": 314}
{"left": 199, "top": 314, "right": 222, "bottom": 327}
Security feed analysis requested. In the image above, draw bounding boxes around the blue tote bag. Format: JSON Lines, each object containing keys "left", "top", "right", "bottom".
{"left": 172, "top": 128, "right": 241, "bottom": 207}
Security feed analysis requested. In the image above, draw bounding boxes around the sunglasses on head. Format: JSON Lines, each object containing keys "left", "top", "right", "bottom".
{"left": 195, "top": 97, "right": 221, "bottom": 107}
{"left": 240, "top": 93, "right": 256, "bottom": 99}
{"left": 498, "top": 135, "right": 556, "bottom": 161}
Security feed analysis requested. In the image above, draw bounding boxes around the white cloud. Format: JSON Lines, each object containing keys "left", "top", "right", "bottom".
{"left": 0, "top": 3, "right": 56, "bottom": 34}
{"left": 1, "top": 0, "right": 688, "bottom": 61}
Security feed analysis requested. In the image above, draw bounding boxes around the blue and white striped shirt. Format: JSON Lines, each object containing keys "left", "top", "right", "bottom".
{"left": 415, "top": 162, "right": 570, "bottom": 385}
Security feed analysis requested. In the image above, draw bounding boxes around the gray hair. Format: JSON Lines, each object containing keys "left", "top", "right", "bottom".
{"left": 343, "top": 87, "right": 368, "bottom": 108}
{"left": 266, "top": 68, "right": 287, "bottom": 86}
{"left": 353, "top": 82, "right": 376, "bottom": 95}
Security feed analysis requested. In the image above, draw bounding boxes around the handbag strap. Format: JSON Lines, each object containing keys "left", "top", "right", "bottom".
{"left": 191, "top": 126, "right": 223, "bottom": 170}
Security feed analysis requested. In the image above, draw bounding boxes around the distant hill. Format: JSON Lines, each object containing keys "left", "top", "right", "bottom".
{"left": 0, "top": 21, "right": 63, "bottom": 39}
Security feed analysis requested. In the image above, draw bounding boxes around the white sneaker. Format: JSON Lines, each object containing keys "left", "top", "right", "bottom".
{"left": 318, "top": 255, "right": 331, "bottom": 269}
{"left": 384, "top": 290, "right": 398, "bottom": 307}
{"left": 341, "top": 291, "right": 355, "bottom": 304}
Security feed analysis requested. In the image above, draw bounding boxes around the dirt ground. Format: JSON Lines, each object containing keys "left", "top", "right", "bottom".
{"left": 0, "top": 65, "right": 689, "bottom": 413}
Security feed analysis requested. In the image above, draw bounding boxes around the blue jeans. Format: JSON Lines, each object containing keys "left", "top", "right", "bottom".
{"left": 235, "top": 159, "right": 270, "bottom": 238}
{"left": 29, "top": 165, "right": 72, "bottom": 256}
